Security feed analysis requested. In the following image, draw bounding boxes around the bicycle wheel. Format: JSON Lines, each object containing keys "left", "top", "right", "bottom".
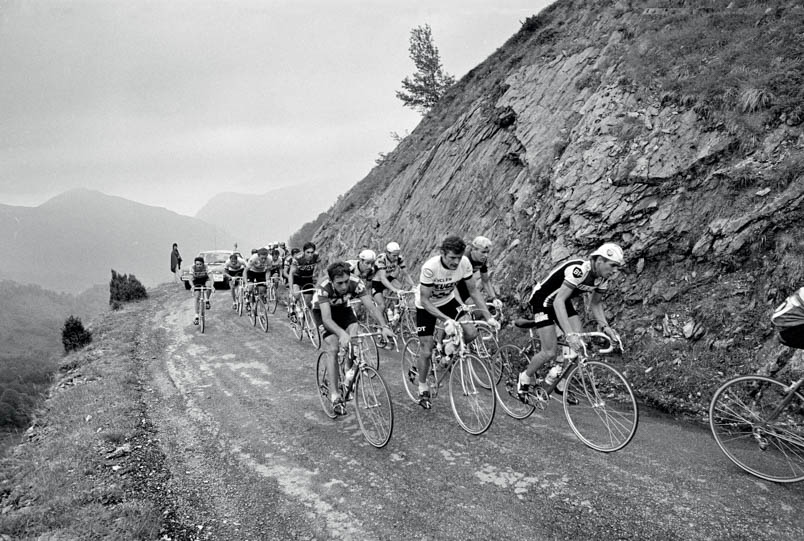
{"left": 400, "top": 310, "right": 418, "bottom": 350}
{"left": 496, "top": 345, "right": 536, "bottom": 420}
{"left": 249, "top": 294, "right": 257, "bottom": 327}
{"left": 256, "top": 298, "right": 268, "bottom": 333}
{"left": 470, "top": 324, "right": 502, "bottom": 386}
{"left": 354, "top": 366, "right": 394, "bottom": 448}
{"left": 200, "top": 302, "right": 206, "bottom": 334}
{"left": 290, "top": 304, "right": 303, "bottom": 340}
{"left": 316, "top": 352, "right": 337, "bottom": 419}
{"left": 267, "top": 283, "right": 278, "bottom": 314}
{"left": 357, "top": 323, "right": 379, "bottom": 370}
{"left": 236, "top": 286, "right": 244, "bottom": 317}
{"left": 303, "top": 307, "right": 321, "bottom": 348}
{"left": 449, "top": 353, "right": 496, "bottom": 435}
{"left": 709, "top": 375, "right": 804, "bottom": 483}
{"left": 563, "top": 361, "right": 638, "bottom": 452}
{"left": 401, "top": 338, "right": 421, "bottom": 403}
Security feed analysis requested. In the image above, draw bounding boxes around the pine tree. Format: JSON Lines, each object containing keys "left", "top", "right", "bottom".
{"left": 396, "top": 24, "right": 455, "bottom": 114}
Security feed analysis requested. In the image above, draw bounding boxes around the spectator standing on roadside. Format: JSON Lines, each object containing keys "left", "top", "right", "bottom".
{"left": 170, "top": 243, "right": 183, "bottom": 282}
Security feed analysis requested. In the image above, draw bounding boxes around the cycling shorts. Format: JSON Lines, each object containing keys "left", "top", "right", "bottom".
{"left": 529, "top": 297, "right": 578, "bottom": 330}
{"left": 227, "top": 269, "right": 244, "bottom": 278}
{"left": 416, "top": 297, "right": 462, "bottom": 337}
{"left": 371, "top": 280, "right": 386, "bottom": 295}
{"left": 313, "top": 307, "right": 358, "bottom": 339}
{"left": 269, "top": 268, "right": 282, "bottom": 278}
{"left": 192, "top": 277, "right": 208, "bottom": 287}
{"left": 246, "top": 270, "right": 267, "bottom": 283}
{"left": 780, "top": 324, "right": 804, "bottom": 349}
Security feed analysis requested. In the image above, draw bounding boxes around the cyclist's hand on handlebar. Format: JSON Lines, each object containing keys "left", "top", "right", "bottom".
{"left": 491, "top": 298, "right": 503, "bottom": 311}
{"left": 380, "top": 326, "right": 395, "bottom": 341}
{"left": 566, "top": 333, "right": 585, "bottom": 353}
{"left": 486, "top": 318, "right": 501, "bottom": 332}
{"left": 444, "top": 319, "right": 459, "bottom": 336}
{"left": 602, "top": 325, "right": 620, "bottom": 345}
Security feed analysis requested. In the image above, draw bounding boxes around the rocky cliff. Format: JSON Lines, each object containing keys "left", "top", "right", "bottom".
{"left": 305, "top": 0, "right": 804, "bottom": 415}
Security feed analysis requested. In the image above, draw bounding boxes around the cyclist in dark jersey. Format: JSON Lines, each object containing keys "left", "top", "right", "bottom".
{"left": 290, "top": 242, "right": 320, "bottom": 315}
{"left": 190, "top": 256, "right": 210, "bottom": 325}
{"left": 517, "top": 243, "right": 624, "bottom": 398}
{"left": 223, "top": 253, "right": 246, "bottom": 310}
{"left": 313, "top": 261, "right": 395, "bottom": 415}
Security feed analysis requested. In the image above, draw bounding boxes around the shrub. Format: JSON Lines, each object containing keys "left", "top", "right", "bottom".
{"left": 739, "top": 88, "right": 775, "bottom": 113}
{"left": 109, "top": 269, "right": 147, "bottom": 310}
{"left": 62, "top": 315, "right": 93, "bottom": 353}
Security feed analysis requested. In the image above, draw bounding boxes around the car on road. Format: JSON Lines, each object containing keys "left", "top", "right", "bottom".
{"left": 181, "top": 250, "right": 234, "bottom": 290}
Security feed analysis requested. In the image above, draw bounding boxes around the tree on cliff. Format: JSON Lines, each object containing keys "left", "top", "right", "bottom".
{"left": 396, "top": 24, "right": 455, "bottom": 113}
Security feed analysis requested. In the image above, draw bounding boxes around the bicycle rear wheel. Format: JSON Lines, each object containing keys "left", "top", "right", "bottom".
{"left": 316, "top": 352, "right": 337, "bottom": 419}
{"left": 357, "top": 323, "right": 379, "bottom": 370}
{"left": 354, "top": 366, "right": 394, "bottom": 448}
{"left": 709, "top": 375, "right": 804, "bottom": 483}
{"left": 563, "top": 361, "right": 638, "bottom": 452}
{"left": 256, "top": 298, "right": 268, "bottom": 333}
{"left": 400, "top": 310, "right": 418, "bottom": 350}
{"left": 496, "top": 345, "right": 536, "bottom": 420}
{"left": 400, "top": 338, "right": 422, "bottom": 403}
{"left": 449, "top": 353, "right": 496, "bottom": 435}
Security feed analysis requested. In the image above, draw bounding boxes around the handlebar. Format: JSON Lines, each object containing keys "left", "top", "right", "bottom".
{"left": 563, "top": 331, "right": 623, "bottom": 356}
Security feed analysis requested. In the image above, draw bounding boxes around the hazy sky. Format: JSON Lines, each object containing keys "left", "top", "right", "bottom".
{"left": 0, "top": 0, "right": 552, "bottom": 216}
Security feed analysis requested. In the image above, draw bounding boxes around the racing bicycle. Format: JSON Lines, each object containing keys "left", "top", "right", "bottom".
{"left": 498, "top": 320, "right": 638, "bottom": 452}
{"left": 316, "top": 331, "right": 396, "bottom": 448}
{"left": 709, "top": 373, "right": 804, "bottom": 483}
{"left": 289, "top": 286, "right": 321, "bottom": 348}
{"left": 191, "top": 285, "right": 214, "bottom": 334}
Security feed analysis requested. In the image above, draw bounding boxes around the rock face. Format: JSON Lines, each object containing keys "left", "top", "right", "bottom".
{"left": 305, "top": 1, "right": 804, "bottom": 413}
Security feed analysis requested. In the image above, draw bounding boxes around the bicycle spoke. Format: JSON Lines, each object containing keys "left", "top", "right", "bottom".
{"left": 710, "top": 376, "right": 804, "bottom": 483}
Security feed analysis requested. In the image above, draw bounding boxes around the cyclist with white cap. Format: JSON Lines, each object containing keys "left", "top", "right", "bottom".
{"left": 346, "top": 249, "right": 379, "bottom": 284}
{"left": 372, "top": 241, "right": 414, "bottom": 320}
{"left": 456, "top": 236, "right": 499, "bottom": 303}
{"left": 517, "top": 242, "right": 625, "bottom": 399}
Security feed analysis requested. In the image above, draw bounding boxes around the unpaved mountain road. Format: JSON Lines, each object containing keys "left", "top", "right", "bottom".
{"left": 137, "top": 286, "right": 804, "bottom": 540}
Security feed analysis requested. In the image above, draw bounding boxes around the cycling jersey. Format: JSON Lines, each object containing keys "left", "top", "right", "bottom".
{"left": 528, "top": 259, "right": 609, "bottom": 310}
{"left": 191, "top": 266, "right": 209, "bottom": 286}
{"left": 415, "top": 254, "right": 473, "bottom": 309}
{"left": 292, "top": 253, "right": 319, "bottom": 285}
{"left": 246, "top": 254, "right": 270, "bottom": 273}
{"left": 224, "top": 262, "right": 245, "bottom": 277}
{"left": 374, "top": 253, "right": 406, "bottom": 279}
{"left": 312, "top": 275, "right": 367, "bottom": 311}
{"left": 268, "top": 257, "right": 283, "bottom": 277}
{"left": 347, "top": 259, "right": 377, "bottom": 283}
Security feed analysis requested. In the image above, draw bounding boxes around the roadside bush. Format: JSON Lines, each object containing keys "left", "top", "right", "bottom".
{"left": 61, "top": 316, "right": 92, "bottom": 353}
{"left": 109, "top": 270, "right": 147, "bottom": 310}
{"left": 0, "top": 354, "right": 55, "bottom": 429}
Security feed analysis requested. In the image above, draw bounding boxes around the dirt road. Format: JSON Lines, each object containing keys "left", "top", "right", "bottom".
{"left": 138, "top": 287, "right": 804, "bottom": 540}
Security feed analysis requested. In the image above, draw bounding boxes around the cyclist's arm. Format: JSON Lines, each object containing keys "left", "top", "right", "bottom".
{"left": 377, "top": 269, "right": 397, "bottom": 293}
{"left": 479, "top": 270, "right": 497, "bottom": 300}
{"left": 360, "top": 294, "right": 392, "bottom": 333}
{"left": 463, "top": 275, "right": 493, "bottom": 321}
{"left": 588, "top": 290, "right": 618, "bottom": 340}
{"left": 318, "top": 302, "right": 349, "bottom": 343}
{"left": 419, "top": 284, "right": 450, "bottom": 322}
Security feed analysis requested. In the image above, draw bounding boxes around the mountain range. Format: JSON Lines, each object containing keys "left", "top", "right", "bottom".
{"left": 0, "top": 189, "right": 237, "bottom": 293}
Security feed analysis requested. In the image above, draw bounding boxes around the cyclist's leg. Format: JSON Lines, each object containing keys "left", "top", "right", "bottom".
{"left": 519, "top": 322, "right": 559, "bottom": 394}
{"left": 415, "top": 307, "right": 436, "bottom": 407}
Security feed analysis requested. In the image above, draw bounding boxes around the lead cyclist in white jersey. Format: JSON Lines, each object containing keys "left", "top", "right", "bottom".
{"left": 414, "top": 235, "right": 498, "bottom": 409}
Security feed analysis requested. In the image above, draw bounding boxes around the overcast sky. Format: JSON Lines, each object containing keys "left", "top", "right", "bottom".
{"left": 0, "top": 0, "right": 552, "bottom": 216}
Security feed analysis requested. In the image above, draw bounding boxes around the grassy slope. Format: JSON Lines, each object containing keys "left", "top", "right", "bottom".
{"left": 0, "top": 289, "right": 190, "bottom": 540}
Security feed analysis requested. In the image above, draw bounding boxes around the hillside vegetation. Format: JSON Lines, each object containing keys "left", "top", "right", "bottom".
{"left": 296, "top": 0, "right": 804, "bottom": 416}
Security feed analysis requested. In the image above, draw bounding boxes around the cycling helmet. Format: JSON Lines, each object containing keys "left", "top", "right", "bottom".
{"left": 591, "top": 243, "right": 624, "bottom": 265}
{"left": 358, "top": 249, "right": 377, "bottom": 263}
{"left": 472, "top": 236, "right": 493, "bottom": 250}
{"left": 386, "top": 241, "right": 401, "bottom": 253}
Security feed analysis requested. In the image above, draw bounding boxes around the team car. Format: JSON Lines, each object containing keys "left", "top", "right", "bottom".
{"left": 181, "top": 250, "right": 234, "bottom": 290}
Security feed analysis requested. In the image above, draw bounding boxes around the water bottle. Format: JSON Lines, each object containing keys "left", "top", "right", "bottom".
{"left": 544, "top": 365, "right": 563, "bottom": 386}
{"left": 386, "top": 306, "right": 396, "bottom": 324}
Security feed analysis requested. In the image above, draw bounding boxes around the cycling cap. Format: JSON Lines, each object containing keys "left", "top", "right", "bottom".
{"left": 591, "top": 243, "right": 624, "bottom": 265}
{"left": 386, "top": 242, "right": 401, "bottom": 253}
{"left": 358, "top": 249, "right": 377, "bottom": 262}
{"left": 472, "top": 236, "right": 493, "bottom": 250}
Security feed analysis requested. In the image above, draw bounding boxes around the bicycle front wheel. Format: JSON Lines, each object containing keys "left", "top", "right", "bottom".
{"left": 236, "top": 287, "right": 244, "bottom": 317}
{"left": 267, "top": 283, "right": 278, "bottom": 314}
{"left": 563, "top": 361, "right": 638, "bottom": 452}
{"left": 354, "top": 366, "right": 394, "bottom": 448}
{"left": 470, "top": 324, "right": 501, "bottom": 386}
{"left": 709, "top": 375, "right": 804, "bottom": 483}
{"left": 316, "top": 352, "right": 337, "bottom": 419}
{"left": 303, "top": 307, "right": 320, "bottom": 348}
{"left": 496, "top": 345, "right": 536, "bottom": 420}
{"left": 200, "top": 304, "right": 206, "bottom": 334}
{"left": 449, "top": 353, "right": 496, "bottom": 435}
{"left": 249, "top": 296, "right": 257, "bottom": 327}
{"left": 256, "top": 298, "right": 268, "bottom": 333}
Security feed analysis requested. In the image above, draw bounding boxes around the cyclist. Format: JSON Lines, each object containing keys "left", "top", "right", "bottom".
{"left": 415, "top": 235, "right": 498, "bottom": 409}
{"left": 223, "top": 253, "right": 246, "bottom": 310}
{"left": 283, "top": 247, "right": 300, "bottom": 285}
{"left": 313, "top": 261, "right": 395, "bottom": 415}
{"left": 190, "top": 256, "right": 210, "bottom": 325}
{"left": 517, "top": 242, "right": 624, "bottom": 399}
{"left": 245, "top": 247, "right": 271, "bottom": 307}
{"left": 290, "top": 242, "right": 320, "bottom": 316}
{"left": 456, "top": 236, "right": 501, "bottom": 310}
{"left": 347, "top": 249, "right": 378, "bottom": 284}
{"left": 772, "top": 286, "right": 804, "bottom": 348}
{"left": 371, "top": 241, "right": 415, "bottom": 323}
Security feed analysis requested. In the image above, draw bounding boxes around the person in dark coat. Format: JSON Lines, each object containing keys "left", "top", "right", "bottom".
{"left": 171, "top": 243, "right": 183, "bottom": 282}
